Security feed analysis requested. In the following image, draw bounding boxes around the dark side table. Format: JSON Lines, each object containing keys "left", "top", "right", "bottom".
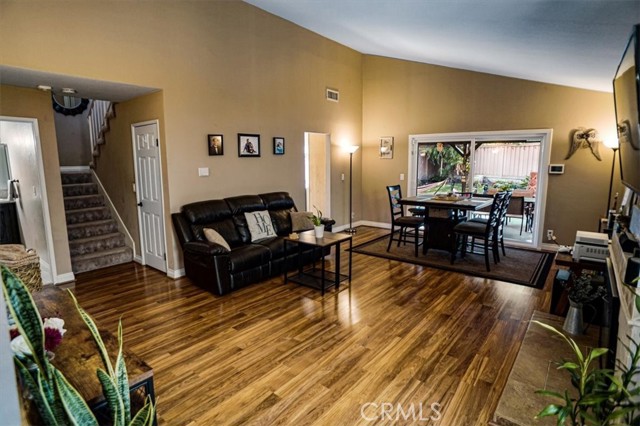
{"left": 283, "top": 231, "right": 352, "bottom": 295}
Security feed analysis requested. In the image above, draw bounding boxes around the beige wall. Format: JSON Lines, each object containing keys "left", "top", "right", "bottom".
{"left": 362, "top": 56, "right": 620, "bottom": 244}
{"left": 94, "top": 91, "right": 168, "bottom": 263}
{"left": 55, "top": 108, "right": 91, "bottom": 167}
{"left": 0, "top": 85, "right": 72, "bottom": 277}
{"left": 0, "top": 0, "right": 363, "bottom": 271}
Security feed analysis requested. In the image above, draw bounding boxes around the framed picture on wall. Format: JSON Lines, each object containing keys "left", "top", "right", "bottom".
{"left": 208, "top": 134, "right": 223, "bottom": 156}
{"left": 273, "top": 137, "right": 285, "bottom": 155}
{"left": 238, "top": 134, "right": 260, "bottom": 157}
{"left": 380, "top": 136, "right": 394, "bottom": 159}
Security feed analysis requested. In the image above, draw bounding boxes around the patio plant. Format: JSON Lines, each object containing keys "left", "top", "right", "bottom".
{"left": 2, "top": 266, "right": 155, "bottom": 425}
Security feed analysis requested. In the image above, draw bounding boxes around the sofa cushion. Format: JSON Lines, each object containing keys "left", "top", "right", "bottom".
{"left": 290, "top": 211, "right": 314, "bottom": 232}
{"left": 192, "top": 218, "right": 243, "bottom": 248}
{"left": 182, "top": 200, "right": 231, "bottom": 224}
{"left": 260, "top": 192, "right": 295, "bottom": 235}
{"left": 226, "top": 195, "right": 266, "bottom": 244}
{"left": 228, "top": 244, "right": 271, "bottom": 273}
{"left": 244, "top": 211, "right": 277, "bottom": 242}
{"left": 203, "top": 228, "right": 231, "bottom": 251}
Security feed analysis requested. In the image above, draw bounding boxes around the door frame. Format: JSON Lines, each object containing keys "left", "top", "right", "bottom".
{"left": 0, "top": 116, "right": 58, "bottom": 283}
{"left": 131, "top": 119, "right": 167, "bottom": 272}
{"left": 304, "top": 132, "right": 332, "bottom": 217}
{"left": 408, "top": 129, "right": 553, "bottom": 249}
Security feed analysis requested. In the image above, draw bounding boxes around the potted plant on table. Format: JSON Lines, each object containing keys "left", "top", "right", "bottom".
{"left": 561, "top": 271, "right": 606, "bottom": 335}
{"left": 311, "top": 206, "right": 324, "bottom": 238}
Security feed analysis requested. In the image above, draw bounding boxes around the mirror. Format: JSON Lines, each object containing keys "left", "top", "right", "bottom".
{"left": 0, "top": 144, "right": 11, "bottom": 200}
{"left": 51, "top": 94, "right": 89, "bottom": 116}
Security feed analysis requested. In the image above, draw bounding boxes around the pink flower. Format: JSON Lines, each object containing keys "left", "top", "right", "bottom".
{"left": 9, "top": 317, "right": 66, "bottom": 357}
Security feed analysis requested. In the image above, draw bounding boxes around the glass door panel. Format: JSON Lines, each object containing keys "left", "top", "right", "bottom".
{"left": 416, "top": 141, "right": 471, "bottom": 195}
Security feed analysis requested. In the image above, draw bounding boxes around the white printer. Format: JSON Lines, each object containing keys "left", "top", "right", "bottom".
{"left": 572, "top": 230, "right": 609, "bottom": 263}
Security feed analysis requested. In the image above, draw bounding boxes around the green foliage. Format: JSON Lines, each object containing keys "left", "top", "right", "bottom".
{"left": 310, "top": 205, "right": 323, "bottom": 226}
{"left": 532, "top": 320, "right": 640, "bottom": 425}
{"left": 2, "top": 266, "right": 154, "bottom": 425}
{"left": 2, "top": 266, "right": 97, "bottom": 425}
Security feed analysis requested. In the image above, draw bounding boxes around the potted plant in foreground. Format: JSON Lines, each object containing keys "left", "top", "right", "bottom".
{"left": 533, "top": 279, "right": 640, "bottom": 425}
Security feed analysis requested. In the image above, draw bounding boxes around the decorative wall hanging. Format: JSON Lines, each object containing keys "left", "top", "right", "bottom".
{"left": 380, "top": 136, "right": 394, "bottom": 159}
{"left": 208, "top": 134, "right": 223, "bottom": 156}
{"left": 238, "top": 134, "right": 260, "bottom": 157}
{"left": 566, "top": 127, "right": 602, "bottom": 161}
{"left": 273, "top": 137, "right": 285, "bottom": 155}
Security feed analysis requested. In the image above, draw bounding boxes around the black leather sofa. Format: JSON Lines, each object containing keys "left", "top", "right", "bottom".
{"left": 172, "top": 192, "right": 334, "bottom": 296}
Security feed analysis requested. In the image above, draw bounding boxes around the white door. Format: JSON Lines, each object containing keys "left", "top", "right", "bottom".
{"left": 133, "top": 122, "right": 166, "bottom": 272}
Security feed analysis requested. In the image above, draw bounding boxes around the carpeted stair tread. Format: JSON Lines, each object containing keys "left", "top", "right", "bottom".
{"left": 68, "top": 232, "right": 126, "bottom": 256}
{"left": 67, "top": 219, "right": 119, "bottom": 240}
{"left": 66, "top": 206, "right": 111, "bottom": 224}
{"left": 61, "top": 172, "right": 92, "bottom": 185}
{"left": 64, "top": 194, "right": 105, "bottom": 210}
{"left": 62, "top": 182, "right": 99, "bottom": 197}
{"left": 72, "top": 246, "right": 133, "bottom": 274}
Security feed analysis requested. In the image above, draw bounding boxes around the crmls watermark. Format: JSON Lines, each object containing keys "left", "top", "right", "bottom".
{"left": 360, "top": 402, "right": 442, "bottom": 422}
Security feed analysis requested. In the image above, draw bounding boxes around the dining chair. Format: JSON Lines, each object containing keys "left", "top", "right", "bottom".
{"left": 451, "top": 191, "right": 508, "bottom": 271}
{"left": 386, "top": 185, "right": 423, "bottom": 257}
{"left": 506, "top": 196, "right": 526, "bottom": 235}
{"left": 468, "top": 191, "right": 511, "bottom": 259}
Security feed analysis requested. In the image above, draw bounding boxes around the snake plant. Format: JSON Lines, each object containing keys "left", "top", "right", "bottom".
{"left": 2, "top": 266, "right": 155, "bottom": 425}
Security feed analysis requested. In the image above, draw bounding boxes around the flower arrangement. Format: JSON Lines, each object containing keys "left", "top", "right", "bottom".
{"left": 562, "top": 271, "right": 606, "bottom": 305}
{"left": 10, "top": 317, "right": 66, "bottom": 358}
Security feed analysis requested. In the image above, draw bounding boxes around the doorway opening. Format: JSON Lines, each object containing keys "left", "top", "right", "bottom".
{"left": 304, "top": 132, "right": 331, "bottom": 216}
{"left": 408, "top": 129, "right": 552, "bottom": 249}
{"left": 0, "top": 117, "right": 57, "bottom": 283}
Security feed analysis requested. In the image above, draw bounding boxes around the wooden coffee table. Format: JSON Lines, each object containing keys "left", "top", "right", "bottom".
{"left": 283, "top": 231, "right": 353, "bottom": 295}
{"left": 31, "top": 286, "right": 155, "bottom": 421}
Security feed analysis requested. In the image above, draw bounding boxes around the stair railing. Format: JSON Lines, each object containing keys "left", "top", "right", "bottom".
{"left": 87, "top": 100, "right": 114, "bottom": 161}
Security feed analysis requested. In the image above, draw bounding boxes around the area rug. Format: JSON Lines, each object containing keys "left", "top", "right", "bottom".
{"left": 351, "top": 233, "right": 553, "bottom": 289}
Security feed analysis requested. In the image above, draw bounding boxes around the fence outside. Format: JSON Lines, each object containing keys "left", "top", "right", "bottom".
{"left": 473, "top": 143, "right": 539, "bottom": 179}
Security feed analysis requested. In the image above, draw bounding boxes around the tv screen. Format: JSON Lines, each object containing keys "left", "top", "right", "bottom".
{"left": 614, "top": 24, "right": 640, "bottom": 194}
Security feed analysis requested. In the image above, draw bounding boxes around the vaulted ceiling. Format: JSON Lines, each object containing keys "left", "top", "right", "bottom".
{"left": 245, "top": 0, "right": 640, "bottom": 92}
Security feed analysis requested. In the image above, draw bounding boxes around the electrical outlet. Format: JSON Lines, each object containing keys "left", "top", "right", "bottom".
{"left": 546, "top": 229, "right": 554, "bottom": 240}
{"left": 352, "top": 212, "right": 355, "bottom": 219}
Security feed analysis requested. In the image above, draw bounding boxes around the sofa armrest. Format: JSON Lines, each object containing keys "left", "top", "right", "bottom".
{"left": 320, "top": 217, "right": 336, "bottom": 231}
{"left": 184, "top": 241, "right": 229, "bottom": 256}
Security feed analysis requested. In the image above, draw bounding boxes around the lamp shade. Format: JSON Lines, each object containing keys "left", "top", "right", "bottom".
{"left": 603, "top": 137, "right": 619, "bottom": 150}
{"left": 345, "top": 145, "right": 360, "bottom": 154}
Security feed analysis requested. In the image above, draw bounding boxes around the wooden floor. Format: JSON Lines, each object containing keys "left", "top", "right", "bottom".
{"left": 69, "top": 226, "right": 554, "bottom": 425}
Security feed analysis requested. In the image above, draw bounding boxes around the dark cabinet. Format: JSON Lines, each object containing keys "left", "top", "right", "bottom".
{"left": 0, "top": 201, "right": 21, "bottom": 244}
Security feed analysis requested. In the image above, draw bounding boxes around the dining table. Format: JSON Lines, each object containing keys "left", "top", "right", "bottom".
{"left": 399, "top": 194, "right": 494, "bottom": 255}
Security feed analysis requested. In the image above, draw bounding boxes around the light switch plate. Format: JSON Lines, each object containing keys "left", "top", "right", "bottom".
{"left": 198, "top": 167, "right": 210, "bottom": 177}
{"left": 400, "top": 173, "right": 405, "bottom": 181}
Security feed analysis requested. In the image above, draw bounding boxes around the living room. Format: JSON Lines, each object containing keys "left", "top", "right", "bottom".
{"left": 1, "top": 0, "right": 638, "bottom": 424}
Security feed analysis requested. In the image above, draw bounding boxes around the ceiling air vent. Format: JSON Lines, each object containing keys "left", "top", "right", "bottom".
{"left": 326, "top": 88, "right": 339, "bottom": 102}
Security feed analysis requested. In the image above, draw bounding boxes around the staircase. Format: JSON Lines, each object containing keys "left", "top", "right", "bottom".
{"left": 62, "top": 171, "right": 133, "bottom": 274}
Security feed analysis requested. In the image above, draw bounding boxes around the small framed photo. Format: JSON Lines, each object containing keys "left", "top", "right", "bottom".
{"left": 208, "top": 134, "right": 223, "bottom": 156}
{"left": 273, "top": 137, "right": 285, "bottom": 155}
{"left": 380, "top": 136, "right": 394, "bottom": 159}
{"left": 238, "top": 134, "right": 260, "bottom": 157}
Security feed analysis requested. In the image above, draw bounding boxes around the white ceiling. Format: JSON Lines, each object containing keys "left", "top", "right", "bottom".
{"left": 244, "top": 0, "right": 640, "bottom": 92}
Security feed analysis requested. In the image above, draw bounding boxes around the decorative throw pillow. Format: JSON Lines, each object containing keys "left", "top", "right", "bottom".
{"left": 290, "top": 211, "right": 314, "bottom": 232}
{"left": 244, "top": 211, "right": 276, "bottom": 241}
{"left": 203, "top": 228, "right": 231, "bottom": 251}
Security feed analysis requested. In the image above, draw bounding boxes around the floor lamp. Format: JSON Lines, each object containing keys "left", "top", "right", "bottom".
{"left": 345, "top": 145, "right": 359, "bottom": 234}
{"left": 604, "top": 137, "right": 620, "bottom": 218}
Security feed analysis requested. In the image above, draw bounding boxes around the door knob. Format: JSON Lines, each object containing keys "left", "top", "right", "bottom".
{"left": 137, "top": 202, "right": 143, "bottom": 207}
